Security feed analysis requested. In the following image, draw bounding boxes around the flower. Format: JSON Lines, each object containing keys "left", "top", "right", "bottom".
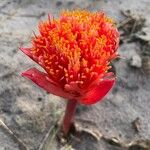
{"left": 20, "top": 10, "right": 119, "bottom": 105}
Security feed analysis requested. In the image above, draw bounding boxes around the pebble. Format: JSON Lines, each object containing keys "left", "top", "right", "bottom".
{"left": 130, "top": 55, "right": 142, "bottom": 68}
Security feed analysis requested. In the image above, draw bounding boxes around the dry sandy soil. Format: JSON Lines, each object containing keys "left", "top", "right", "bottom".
{"left": 0, "top": 0, "right": 150, "bottom": 150}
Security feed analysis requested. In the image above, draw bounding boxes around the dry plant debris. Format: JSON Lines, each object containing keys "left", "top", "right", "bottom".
{"left": 0, "top": 119, "right": 28, "bottom": 150}
{"left": 118, "top": 10, "right": 146, "bottom": 43}
{"left": 132, "top": 117, "right": 141, "bottom": 133}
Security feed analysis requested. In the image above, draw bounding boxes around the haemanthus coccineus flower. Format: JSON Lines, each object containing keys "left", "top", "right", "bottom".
{"left": 20, "top": 10, "right": 119, "bottom": 135}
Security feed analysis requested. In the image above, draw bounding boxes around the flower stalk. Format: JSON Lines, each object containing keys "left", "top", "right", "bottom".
{"left": 63, "top": 99, "right": 77, "bottom": 135}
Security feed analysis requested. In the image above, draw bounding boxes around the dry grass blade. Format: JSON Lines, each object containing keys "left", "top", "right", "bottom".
{"left": 102, "top": 136, "right": 123, "bottom": 147}
{"left": 0, "top": 119, "right": 28, "bottom": 150}
{"left": 38, "top": 125, "right": 59, "bottom": 150}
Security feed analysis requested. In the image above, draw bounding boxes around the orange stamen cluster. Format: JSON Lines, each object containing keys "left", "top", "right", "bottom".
{"left": 31, "top": 10, "right": 119, "bottom": 92}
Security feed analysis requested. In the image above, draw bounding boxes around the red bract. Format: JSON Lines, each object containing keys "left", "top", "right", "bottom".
{"left": 20, "top": 10, "right": 119, "bottom": 135}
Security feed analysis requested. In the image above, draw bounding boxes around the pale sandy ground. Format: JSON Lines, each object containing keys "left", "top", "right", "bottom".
{"left": 0, "top": 0, "right": 150, "bottom": 150}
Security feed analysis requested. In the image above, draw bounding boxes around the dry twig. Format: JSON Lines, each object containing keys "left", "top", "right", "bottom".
{"left": 0, "top": 119, "right": 28, "bottom": 150}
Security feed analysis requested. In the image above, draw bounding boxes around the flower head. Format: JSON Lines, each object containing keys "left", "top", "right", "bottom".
{"left": 20, "top": 10, "right": 119, "bottom": 105}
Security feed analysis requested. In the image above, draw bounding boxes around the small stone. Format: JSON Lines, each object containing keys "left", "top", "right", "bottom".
{"left": 130, "top": 55, "right": 142, "bottom": 68}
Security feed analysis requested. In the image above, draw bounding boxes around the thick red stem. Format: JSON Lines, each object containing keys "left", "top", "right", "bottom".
{"left": 62, "top": 99, "right": 77, "bottom": 136}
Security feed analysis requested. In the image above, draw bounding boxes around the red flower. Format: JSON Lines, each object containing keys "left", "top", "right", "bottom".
{"left": 20, "top": 10, "right": 119, "bottom": 105}
{"left": 20, "top": 10, "right": 119, "bottom": 135}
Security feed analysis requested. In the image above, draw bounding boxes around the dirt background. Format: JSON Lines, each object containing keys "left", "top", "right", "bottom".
{"left": 0, "top": 0, "right": 150, "bottom": 150}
